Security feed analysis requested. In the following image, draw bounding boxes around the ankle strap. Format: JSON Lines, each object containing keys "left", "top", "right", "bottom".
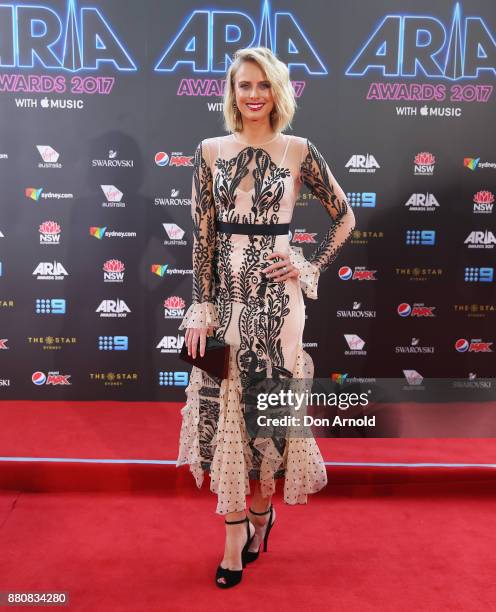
{"left": 224, "top": 516, "right": 247, "bottom": 525}
{"left": 249, "top": 505, "right": 272, "bottom": 516}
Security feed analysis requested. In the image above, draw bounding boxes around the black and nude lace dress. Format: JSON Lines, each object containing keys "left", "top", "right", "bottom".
{"left": 176, "top": 132, "right": 355, "bottom": 515}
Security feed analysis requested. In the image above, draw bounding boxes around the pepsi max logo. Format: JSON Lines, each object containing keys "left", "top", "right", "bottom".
{"left": 353, "top": 269, "right": 376, "bottom": 281}
{"left": 155, "top": 152, "right": 169, "bottom": 167}
{"left": 292, "top": 232, "right": 317, "bottom": 243}
{"left": 397, "top": 303, "right": 412, "bottom": 317}
{"left": 31, "top": 370, "right": 72, "bottom": 385}
{"left": 455, "top": 338, "right": 493, "bottom": 352}
{"left": 32, "top": 371, "right": 46, "bottom": 385}
{"left": 397, "top": 303, "right": 436, "bottom": 317}
{"left": 338, "top": 266, "right": 377, "bottom": 280}
{"left": 338, "top": 266, "right": 353, "bottom": 280}
{"left": 169, "top": 154, "right": 194, "bottom": 167}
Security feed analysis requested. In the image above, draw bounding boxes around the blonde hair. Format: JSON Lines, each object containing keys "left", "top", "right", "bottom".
{"left": 223, "top": 47, "right": 296, "bottom": 134}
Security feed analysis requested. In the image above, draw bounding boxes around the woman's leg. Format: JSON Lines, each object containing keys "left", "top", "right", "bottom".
{"left": 247, "top": 480, "right": 276, "bottom": 553}
{"left": 219, "top": 509, "right": 254, "bottom": 575}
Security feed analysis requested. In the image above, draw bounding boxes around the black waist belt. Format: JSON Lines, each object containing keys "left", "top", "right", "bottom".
{"left": 217, "top": 220, "right": 289, "bottom": 236}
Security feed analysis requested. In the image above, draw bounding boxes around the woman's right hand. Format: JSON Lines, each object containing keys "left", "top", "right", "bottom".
{"left": 184, "top": 326, "right": 215, "bottom": 358}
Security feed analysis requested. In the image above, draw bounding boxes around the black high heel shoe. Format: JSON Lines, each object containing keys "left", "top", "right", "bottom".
{"left": 243, "top": 504, "right": 276, "bottom": 565}
{"left": 215, "top": 516, "right": 255, "bottom": 589}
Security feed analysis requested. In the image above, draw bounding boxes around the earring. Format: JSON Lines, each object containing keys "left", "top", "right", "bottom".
{"left": 233, "top": 102, "right": 238, "bottom": 111}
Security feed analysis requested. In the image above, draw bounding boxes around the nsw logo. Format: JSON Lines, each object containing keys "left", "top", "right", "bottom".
{"left": 39, "top": 220, "right": 61, "bottom": 244}
{"left": 103, "top": 259, "right": 125, "bottom": 282}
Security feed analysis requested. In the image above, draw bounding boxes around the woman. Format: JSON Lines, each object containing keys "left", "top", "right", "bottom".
{"left": 177, "top": 47, "right": 356, "bottom": 588}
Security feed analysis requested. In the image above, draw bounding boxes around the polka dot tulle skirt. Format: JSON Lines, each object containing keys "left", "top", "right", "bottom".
{"left": 176, "top": 338, "right": 328, "bottom": 516}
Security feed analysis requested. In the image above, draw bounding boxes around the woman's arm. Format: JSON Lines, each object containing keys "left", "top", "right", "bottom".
{"left": 179, "top": 140, "right": 220, "bottom": 331}
{"left": 289, "top": 138, "right": 356, "bottom": 299}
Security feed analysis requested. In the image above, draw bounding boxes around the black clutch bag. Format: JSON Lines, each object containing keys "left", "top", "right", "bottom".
{"left": 179, "top": 335, "right": 230, "bottom": 380}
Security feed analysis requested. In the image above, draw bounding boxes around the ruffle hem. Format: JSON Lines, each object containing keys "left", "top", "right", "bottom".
{"left": 176, "top": 342, "right": 328, "bottom": 515}
{"left": 178, "top": 302, "right": 220, "bottom": 330}
{"left": 288, "top": 245, "right": 320, "bottom": 299}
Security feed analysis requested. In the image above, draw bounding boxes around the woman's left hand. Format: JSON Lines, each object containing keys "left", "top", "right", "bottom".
{"left": 264, "top": 251, "right": 300, "bottom": 282}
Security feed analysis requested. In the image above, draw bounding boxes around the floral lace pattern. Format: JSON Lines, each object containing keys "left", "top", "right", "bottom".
{"left": 176, "top": 134, "right": 355, "bottom": 514}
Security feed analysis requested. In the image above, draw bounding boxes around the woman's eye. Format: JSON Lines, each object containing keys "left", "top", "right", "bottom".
{"left": 261, "top": 83, "right": 270, "bottom": 89}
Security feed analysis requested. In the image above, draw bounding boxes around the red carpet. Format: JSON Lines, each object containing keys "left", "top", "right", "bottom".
{"left": 1, "top": 400, "right": 495, "bottom": 463}
{"left": 1, "top": 400, "right": 495, "bottom": 611}
{"left": 1, "top": 484, "right": 495, "bottom": 611}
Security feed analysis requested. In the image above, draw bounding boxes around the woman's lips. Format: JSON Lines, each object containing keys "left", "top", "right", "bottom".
{"left": 245, "top": 103, "right": 265, "bottom": 111}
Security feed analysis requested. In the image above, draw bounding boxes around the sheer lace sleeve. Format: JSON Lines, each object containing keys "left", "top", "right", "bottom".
{"left": 290, "top": 138, "right": 356, "bottom": 299}
{"left": 178, "top": 140, "right": 220, "bottom": 330}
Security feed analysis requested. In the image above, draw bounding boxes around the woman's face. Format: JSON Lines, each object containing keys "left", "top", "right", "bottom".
{"left": 233, "top": 60, "right": 275, "bottom": 127}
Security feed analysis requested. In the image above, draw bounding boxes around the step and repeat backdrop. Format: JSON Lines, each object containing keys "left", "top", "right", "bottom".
{"left": 0, "top": 0, "right": 494, "bottom": 400}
